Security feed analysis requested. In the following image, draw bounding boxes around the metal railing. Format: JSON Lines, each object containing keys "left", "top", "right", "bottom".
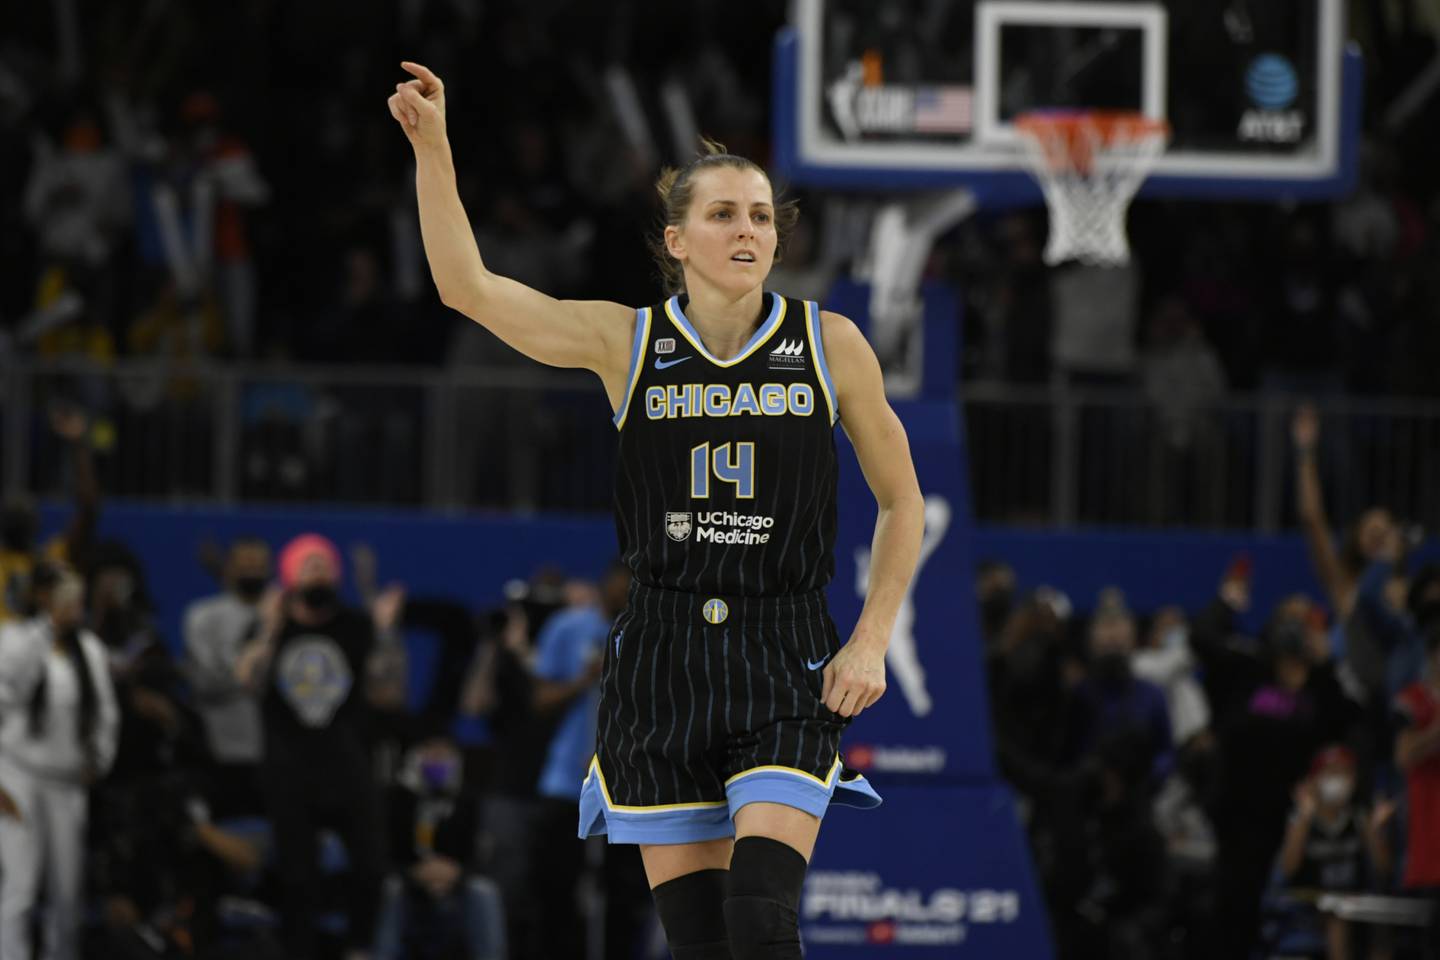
{"left": 1, "top": 357, "right": 616, "bottom": 513}
{"left": 4, "top": 358, "right": 1439, "bottom": 531}
{"left": 962, "top": 382, "right": 1440, "bottom": 532}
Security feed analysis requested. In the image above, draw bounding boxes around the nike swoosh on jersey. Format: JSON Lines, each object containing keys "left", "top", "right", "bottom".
{"left": 653, "top": 355, "right": 692, "bottom": 370}
{"left": 806, "top": 656, "right": 829, "bottom": 671}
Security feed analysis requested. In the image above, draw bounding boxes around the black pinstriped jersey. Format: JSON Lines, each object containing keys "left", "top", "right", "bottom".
{"left": 612, "top": 292, "right": 839, "bottom": 598}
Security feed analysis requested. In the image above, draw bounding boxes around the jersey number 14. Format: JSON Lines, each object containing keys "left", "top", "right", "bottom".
{"left": 691, "top": 442, "right": 754, "bottom": 499}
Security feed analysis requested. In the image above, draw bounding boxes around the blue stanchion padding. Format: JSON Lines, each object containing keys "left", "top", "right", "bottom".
{"left": 805, "top": 784, "right": 1053, "bottom": 958}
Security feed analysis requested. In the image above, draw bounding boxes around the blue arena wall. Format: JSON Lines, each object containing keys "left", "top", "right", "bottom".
{"left": 36, "top": 501, "right": 1351, "bottom": 658}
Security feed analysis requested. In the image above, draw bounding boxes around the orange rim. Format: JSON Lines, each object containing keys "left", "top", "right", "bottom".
{"left": 1015, "top": 111, "right": 1170, "bottom": 173}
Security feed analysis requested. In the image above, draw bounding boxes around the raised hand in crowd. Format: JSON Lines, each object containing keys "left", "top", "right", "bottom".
{"left": 1290, "top": 403, "right": 1320, "bottom": 454}
{"left": 0, "top": 786, "right": 19, "bottom": 822}
{"left": 234, "top": 583, "right": 285, "bottom": 687}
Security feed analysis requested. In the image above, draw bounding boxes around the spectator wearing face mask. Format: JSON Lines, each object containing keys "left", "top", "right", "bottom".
{"left": 1279, "top": 745, "right": 1395, "bottom": 960}
{"left": 235, "top": 533, "right": 385, "bottom": 960}
{"left": 1063, "top": 603, "right": 1173, "bottom": 785}
{"left": 183, "top": 537, "right": 272, "bottom": 816}
{"left": 376, "top": 737, "right": 503, "bottom": 960}
{"left": 1132, "top": 606, "right": 1211, "bottom": 749}
{"left": 0, "top": 570, "right": 120, "bottom": 960}
{"left": 1213, "top": 608, "right": 1362, "bottom": 958}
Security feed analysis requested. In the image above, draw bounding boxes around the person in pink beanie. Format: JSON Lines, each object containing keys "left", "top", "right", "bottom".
{"left": 236, "top": 532, "right": 389, "bottom": 960}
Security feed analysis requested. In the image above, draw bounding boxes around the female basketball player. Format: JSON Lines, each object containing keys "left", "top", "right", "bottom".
{"left": 390, "top": 61, "right": 923, "bottom": 959}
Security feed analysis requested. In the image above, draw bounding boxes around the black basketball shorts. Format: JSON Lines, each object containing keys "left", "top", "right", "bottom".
{"left": 578, "top": 583, "right": 881, "bottom": 844}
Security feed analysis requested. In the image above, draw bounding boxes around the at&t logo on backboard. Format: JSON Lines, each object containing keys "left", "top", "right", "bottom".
{"left": 1239, "top": 54, "right": 1304, "bottom": 143}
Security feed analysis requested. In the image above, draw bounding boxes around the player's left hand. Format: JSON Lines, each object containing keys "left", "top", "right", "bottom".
{"left": 821, "top": 632, "right": 886, "bottom": 718}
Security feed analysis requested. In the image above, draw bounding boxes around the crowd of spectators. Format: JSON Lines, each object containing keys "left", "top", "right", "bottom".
{"left": 5, "top": 3, "right": 1440, "bottom": 959}
{"left": 0, "top": 435, "right": 657, "bottom": 959}
{"left": 5, "top": 390, "right": 1440, "bottom": 960}
{"left": 0, "top": 0, "right": 785, "bottom": 370}
{"left": 981, "top": 406, "right": 1440, "bottom": 959}
{"left": 3, "top": 2, "right": 1439, "bottom": 518}
{"left": 3, "top": 2, "right": 1438, "bottom": 393}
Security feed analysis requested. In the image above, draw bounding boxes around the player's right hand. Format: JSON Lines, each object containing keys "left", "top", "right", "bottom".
{"left": 389, "top": 61, "right": 447, "bottom": 149}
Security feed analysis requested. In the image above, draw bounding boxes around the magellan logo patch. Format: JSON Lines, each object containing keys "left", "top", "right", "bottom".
{"left": 665, "top": 512, "right": 693, "bottom": 541}
{"left": 655, "top": 338, "right": 677, "bottom": 355}
{"left": 768, "top": 339, "right": 806, "bottom": 370}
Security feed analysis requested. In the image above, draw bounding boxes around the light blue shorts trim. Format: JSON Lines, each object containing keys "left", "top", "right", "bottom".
{"left": 577, "top": 757, "right": 883, "bottom": 845}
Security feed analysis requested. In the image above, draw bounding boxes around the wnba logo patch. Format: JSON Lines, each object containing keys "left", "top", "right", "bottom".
{"left": 665, "top": 512, "right": 693, "bottom": 541}
{"left": 702, "top": 598, "right": 729, "bottom": 624}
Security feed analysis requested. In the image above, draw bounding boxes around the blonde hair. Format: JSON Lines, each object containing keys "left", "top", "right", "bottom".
{"left": 649, "top": 138, "right": 800, "bottom": 295}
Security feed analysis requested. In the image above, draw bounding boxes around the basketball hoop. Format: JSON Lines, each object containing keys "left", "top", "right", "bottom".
{"left": 1014, "top": 110, "right": 1170, "bottom": 267}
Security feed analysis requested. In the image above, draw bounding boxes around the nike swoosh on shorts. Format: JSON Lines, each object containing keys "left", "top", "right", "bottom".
{"left": 806, "top": 657, "right": 828, "bottom": 671}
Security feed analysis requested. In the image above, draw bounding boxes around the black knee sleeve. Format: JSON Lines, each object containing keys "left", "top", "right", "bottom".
{"left": 723, "top": 836, "right": 808, "bottom": 960}
{"left": 653, "top": 868, "right": 731, "bottom": 960}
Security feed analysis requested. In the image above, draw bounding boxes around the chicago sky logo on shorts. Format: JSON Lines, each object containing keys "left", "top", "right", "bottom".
{"left": 702, "top": 598, "right": 729, "bottom": 624}
{"left": 665, "top": 512, "right": 693, "bottom": 541}
{"left": 768, "top": 338, "right": 807, "bottom": 370}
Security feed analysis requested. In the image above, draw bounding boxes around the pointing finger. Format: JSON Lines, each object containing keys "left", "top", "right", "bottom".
{"left": 401, "top": 61, "right": 443, "bottom": 92}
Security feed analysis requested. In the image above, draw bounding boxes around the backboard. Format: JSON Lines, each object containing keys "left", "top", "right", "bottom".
{"left": 773, "top": 0, "right": 1361, "bottom": 204}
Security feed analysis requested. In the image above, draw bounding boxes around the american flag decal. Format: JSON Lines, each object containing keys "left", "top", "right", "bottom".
{"left": 913, "top": 86, "right": 973, "bottom": 134}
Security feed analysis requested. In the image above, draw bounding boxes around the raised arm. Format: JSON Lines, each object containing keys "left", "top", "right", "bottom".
{"left": 51, "top": 406, "right": 98, "bottom": 567}
{"left": 389, "top": 62, "right": 636, "bottom": 407}
{"left": 1291, "top": 405, "right": 1349, "bottom": 614}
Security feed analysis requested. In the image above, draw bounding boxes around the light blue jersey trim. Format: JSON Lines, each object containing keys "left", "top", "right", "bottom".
{"left": 613, "top": 307, "right": 652, "bottom": 430}
{"left": 665, "top": 293, "right": 785, "bottom": 367}
{"left": 805, "top": 300, "right": 838, "bottom": 424}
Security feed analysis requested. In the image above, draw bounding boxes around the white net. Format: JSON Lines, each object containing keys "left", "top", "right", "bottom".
{"left": 1015, "top": 112, "right": 1169, "bottom": 267}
